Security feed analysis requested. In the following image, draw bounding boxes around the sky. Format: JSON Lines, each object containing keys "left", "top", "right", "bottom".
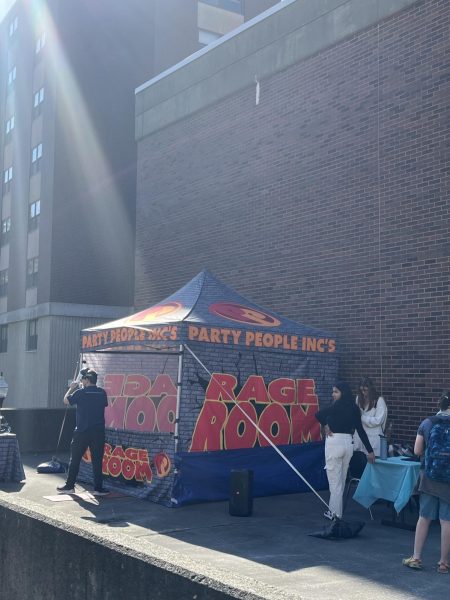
{"left": 0, "top": 0, "right": 16, "bottom": 22}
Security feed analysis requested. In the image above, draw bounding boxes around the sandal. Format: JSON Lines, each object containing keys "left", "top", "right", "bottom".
{"left": 437, "top": 562, "right": 449, "bottom": 574}
{"left": 402, "top": 556, "right": 422, "bottom": 570}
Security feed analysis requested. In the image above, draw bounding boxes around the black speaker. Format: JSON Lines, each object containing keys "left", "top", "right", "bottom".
{"left": 229, "top": 469, "right": 253, "bottom": 516}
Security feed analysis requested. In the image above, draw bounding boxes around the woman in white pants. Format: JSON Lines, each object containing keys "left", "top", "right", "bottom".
{"left": 316, "top": 381, "right": 375, "bottom": 519}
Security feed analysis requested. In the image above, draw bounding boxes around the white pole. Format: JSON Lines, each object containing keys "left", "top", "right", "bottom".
{"left": 174, "top": 344, "right": 183, "bottom": 453}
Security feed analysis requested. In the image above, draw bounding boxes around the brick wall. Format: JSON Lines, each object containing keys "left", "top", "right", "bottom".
{"left": 135, "top": 0, "right": 450, "bottom": 443}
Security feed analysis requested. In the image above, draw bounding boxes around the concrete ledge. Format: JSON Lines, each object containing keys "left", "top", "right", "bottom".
{"left": 135, "top": 0, "right": 419, "bottom": 139}
{"left": 0, "top": 492, "right": 298, "bottom": 600}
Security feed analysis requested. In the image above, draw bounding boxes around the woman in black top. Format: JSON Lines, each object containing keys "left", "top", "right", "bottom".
{"left": 315, "top": 381, "right": 375, "bottom": 519}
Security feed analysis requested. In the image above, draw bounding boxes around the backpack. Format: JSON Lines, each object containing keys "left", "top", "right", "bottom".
{"left": 424, "top": 416, "right": 450, "bottom": 483}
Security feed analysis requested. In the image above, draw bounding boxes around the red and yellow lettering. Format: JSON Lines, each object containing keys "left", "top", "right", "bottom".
{"left": 124, "top": 447, "right": 138, "bottom": 461}
{"left": 268, "top": 378, "right": 296, "bottom": 404}
{"left": 123, "top": 374, "right": 151, "bottom": 397}
{"left": 224, "top": 402, "right": 258, "bottom": 450}
{"left": 111, "top": 446, "right": 126, "bottom": 459}
{"left": 103, "top": 374, "right": 125, "bottom": 396}
{"left": 107, "top": 455, "right": 122, "bottom": 477}
{"left": 257, "top": 403, "right": 290, "bottom": 446}
{"left": 205, "top": 373, "right": 237, "bottom": 402}
{"left": 135, "top": 460, "right": 153, "bottom": 483}
{"left": 190, "top": 400, "right": 227, "bottom": 451}
{"left": 125, "top": 396, "right": 156, "bottom": 432}
{"left": 156, "top": 394, "right": 176, "bottom": 433}
{"left": 82, "top": 335, "right": 92, "bottom": 349}
{"left": 296, "top": 379, "right": 319, "bottom": 405}
{"left": 236, "top": 375, "right": 269, "bottom": 404}
{"left": 121, "top": 458, "right": 136, "bottom": 480}
{"left": 149, "top": 374, "right": 177, "bottom": 397}
{"left": 291, "top": 404, "right": 321, "bottom": 443}
{"left": 104, "top": 396, "right": 127, "bottom": 429}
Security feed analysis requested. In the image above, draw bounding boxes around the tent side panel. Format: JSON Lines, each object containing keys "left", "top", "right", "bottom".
{"left": 172, "top": 442, "right": 327, "bottom": 506}
{"left": 178, "top": 342, "right": 338, "bottom": 453}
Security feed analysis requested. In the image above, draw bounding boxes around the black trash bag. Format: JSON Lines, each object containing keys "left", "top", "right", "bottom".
{"left": 309, "top": 517, "right": 365, "bottom": 540}
{"left": 37, "top": 458, "right": 68, "bottom": 474}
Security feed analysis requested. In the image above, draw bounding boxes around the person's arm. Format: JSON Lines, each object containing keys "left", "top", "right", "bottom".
{"left": 63, "top": 382, "right": 79, "bottom": 406}
{"left": 315, "top": 405, "right": 331, "bottom": 426}
{"left": 360, "top": 397, "right": 387, "bottom": 428}
{"left": 414, "top": 433, "right": 425, "bottom": 457}
{"left": 354, "top": 409, "right": 375, "bottom": 462}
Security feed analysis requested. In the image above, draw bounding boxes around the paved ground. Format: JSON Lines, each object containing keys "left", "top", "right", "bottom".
{"left": 1, "top": 452, "right": 449, "bottom": 600}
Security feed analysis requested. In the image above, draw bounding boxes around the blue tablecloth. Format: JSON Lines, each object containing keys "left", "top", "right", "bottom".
{"left": 0, "top": 434, "right": 26, "bottom": 482}
{"left": 353, "top": 456, "right": 420, "bottom": 514}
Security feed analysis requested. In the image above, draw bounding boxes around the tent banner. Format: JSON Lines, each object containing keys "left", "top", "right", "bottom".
{"left": 78, "top": 429, "right": 175, "bottom": 506}
{"left": 178, "top": 345, "right": 335, "bottom": 454}
{"left": 171, "top": 441, "right": 327, "bottom": 506}
{"left": 82, "top": 352, "right": 179, "bottom": 434}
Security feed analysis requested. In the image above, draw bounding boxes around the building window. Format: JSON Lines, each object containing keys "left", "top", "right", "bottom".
{"left": 26, "top": 257, "right": 39, "bottom": 288}
{"left": 0, "top": 325, "right": 7, "bottom": 353}
{"left": 1, "top": 217, "right": 11, "bottom": 245}
{"left": 33, "top": 87, "right": 45, "bottom": 117}
{"left": 31, "top": 143, "right": 43, "bottom": 174}
{"left": 5, "top": 115, "right": 15, "bottom": 137}
{"left": 3, "top": 167, "right": 13, "bottom": 193}
{"left": 35, "top": 31, "right": 46, "bottom": 54}
{"left": 7, "top": 66, "right": 17, "bottom": 87}
{"left": 27, "top": 319, "right": 38, "bottom": 351}
{"left": 200, "top": 0, "right": 243, "bottom": 12}
{"left": 0, "top": 270, "right": 8, "bottom": 297}
{"left": 9, "top": 16, "right": 18, "bottom": 37}
{"left": 28, "top": 200, "right": 40, "bottom": 231}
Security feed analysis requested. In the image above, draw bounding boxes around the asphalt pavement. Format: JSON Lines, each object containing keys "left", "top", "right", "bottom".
{"left": 1, "top": 452, "right": 449, "bottom": 600}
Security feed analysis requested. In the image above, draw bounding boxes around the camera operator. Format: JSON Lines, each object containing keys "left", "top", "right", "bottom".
{"left": 57, "top": 368, "right": 109, "bottom": 496}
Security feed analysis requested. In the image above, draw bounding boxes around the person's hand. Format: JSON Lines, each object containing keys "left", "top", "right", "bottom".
{"left": 324, "top": 425, "right": 333, "bottom": 437}
{"left": 367, "top": 452, "right": 375, "bottom": 464}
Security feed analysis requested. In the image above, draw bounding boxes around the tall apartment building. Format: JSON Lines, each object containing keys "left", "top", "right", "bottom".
{"left": 0, "top": 0, "right": 279, "bottom": 408}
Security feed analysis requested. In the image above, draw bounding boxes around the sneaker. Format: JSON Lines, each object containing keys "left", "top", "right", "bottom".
{"left": 324, "top": 510, "right": 334, "bottom": 520}
{"left": 92, "top": 488, "right": 110, "bottom": 497}
{"left": 57, "top": 484, "right": 75, "bottom": 494}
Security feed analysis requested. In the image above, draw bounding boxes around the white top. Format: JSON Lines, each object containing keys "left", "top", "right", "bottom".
{"left": 353, "top": 396, "right": 388, "bottom": 456}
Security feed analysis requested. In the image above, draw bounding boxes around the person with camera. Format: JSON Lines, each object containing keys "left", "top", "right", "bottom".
{"left": 56, "top": 368, "right": 109, "bottom": 496}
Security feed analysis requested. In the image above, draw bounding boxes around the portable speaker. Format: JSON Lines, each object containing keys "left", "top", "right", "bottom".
{"left": 229, "top": 469, "right": 253, "bottom": 517}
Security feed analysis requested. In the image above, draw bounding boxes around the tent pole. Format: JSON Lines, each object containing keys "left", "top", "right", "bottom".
{"left": 184, "top": 344, "right": 330, "bottom": 511}
{"left": 174, "top": 344, "right": 183, "bottom": 453}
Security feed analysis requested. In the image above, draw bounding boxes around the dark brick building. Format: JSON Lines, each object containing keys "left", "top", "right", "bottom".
{"left": 135, "top": 0, "right": 450, "bottom": 442}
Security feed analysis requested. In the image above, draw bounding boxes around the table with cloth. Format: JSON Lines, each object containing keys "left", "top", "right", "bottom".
{"left": 353, "top": 456, "right": 421, "bottom": 528}
{"left": 0, "top": 433, "right": 26, "bottom": 482}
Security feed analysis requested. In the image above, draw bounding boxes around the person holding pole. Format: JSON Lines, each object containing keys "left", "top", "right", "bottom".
{"left": 56, "top": 368, "right": 109, "bottom": 496}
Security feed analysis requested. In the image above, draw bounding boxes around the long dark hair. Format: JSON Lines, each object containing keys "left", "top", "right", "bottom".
{"left": 439, "top": 392, "right": 450, "bottom": 412}
{"left": 334, "top": 380, "right": 354, "bottom": 404}
{"left": 357, "top": 377, "right": 378, "bottom": 411}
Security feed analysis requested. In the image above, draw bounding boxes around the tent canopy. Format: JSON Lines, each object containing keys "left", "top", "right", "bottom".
{"left": 81, "top": 270, "right": 337, "bottom": 354}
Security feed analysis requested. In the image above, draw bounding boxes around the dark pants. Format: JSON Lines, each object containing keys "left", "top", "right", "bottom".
{"left": 66, "top": 426, "right": 105, "bottom": 490}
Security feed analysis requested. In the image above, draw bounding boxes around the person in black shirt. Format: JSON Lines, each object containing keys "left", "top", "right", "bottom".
{"left": 57, "top": 368, "right": 109, "bottom": 496}
{"left": 315, "top": 380, "right": 375, "bottom": 519}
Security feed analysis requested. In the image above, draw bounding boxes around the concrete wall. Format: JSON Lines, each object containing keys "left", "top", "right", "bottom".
{"left": 1, "top": 408, "right": 75, "bottom": 452}
{"left": 0, "top": 495, "right": 276, "bottom": 600}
